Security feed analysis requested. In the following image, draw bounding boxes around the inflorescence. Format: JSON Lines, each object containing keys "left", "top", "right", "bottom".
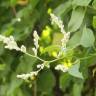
{"left": 0, "top": 13, "right": 71, "bottom": 81}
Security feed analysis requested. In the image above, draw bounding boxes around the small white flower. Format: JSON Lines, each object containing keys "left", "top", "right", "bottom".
{"left": 37, "top": 64, "right": 44, "bottom": 69}
{"left": 17, "top": 18, "right": 21, "bottom": 22}
{"left": 58, "top": 32, "right": 70, "bottom": 57}
{"left": 32, "top": 47, "right": 37, "bottom": 56}
{"left": 32, "top": 31, "right": 39, "bottom": 56}
{"left": 55, "top": 64, "right": 68, "bottom": 72}
{"left": 61, "top": 32, "right": 70, "bottom": 47}
{"left": 17, "top": 71, "right": 38, "bottom": 80}
{"left": 37, "top": 62, "right": 50, "bottom": 70}
{"left": 21, "top": 45, "right": 26, "bottom": 53}
{"left": 17, "top": 74, "right": 29, "bottom": 80}
{"left": 30, "top": 71, "right": 38, "bottom": 76}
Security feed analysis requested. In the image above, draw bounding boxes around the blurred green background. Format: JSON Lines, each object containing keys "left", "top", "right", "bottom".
{"left": 0, "top": 0, "right": 96, "bottom": 96}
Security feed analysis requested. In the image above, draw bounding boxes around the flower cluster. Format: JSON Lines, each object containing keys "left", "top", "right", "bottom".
{"left": 37, "top": 61, "right": 50, "bottom": 69}
{"left": 61, "top": 32, "right": 70, "bottom": 47}
{"left": 37, "top": 64, "right": 44, "bottom": 69}
{"left": 55, "top": 64, "right": 69, "bottom": 72}
{"left": 0, "top": 13, "right": 72, "bottom": 81}
{"left": 58, "top": 32, "right": 70, "bottom": 57}
{"left": 0, "top": 35, "right": 26, "bottom": 53}
{"left": 50, "top": 13, "right": 70, "bottom": 57}
{"left": 50, "top": 13, "right": 65, "bottom": 34}
{"left": 55, "top": 60, "right": 72, "bottom": 72}
{"left": 32, "top": 30, "right": 40, "bottom": 56}
{"left": 17, "top": 62, "right": 50, "bottom": 80}
{"left": 17, "top": 71, "right": 38, "bottom": 80}
{"left": 0, "top": 35, "right": 19, "bottom": 50}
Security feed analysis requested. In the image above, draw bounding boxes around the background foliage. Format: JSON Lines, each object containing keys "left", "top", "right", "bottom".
{"left": 0, "top": 0, "right": 96, "bottom": 96}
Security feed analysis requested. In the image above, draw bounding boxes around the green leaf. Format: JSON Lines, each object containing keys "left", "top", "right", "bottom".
{"left": 65, "top": 49, "right": 74, "bottom": 60}
{"left": 68, "top": 31, "right": 82, "bottom": 48}
{"left": 0, "top": 43, "right": 4, "bottom": 55}
{"left": 30, "top": 0, "right": 39, "bottom": 9}
{"left": 6, "top": 76, "right": 23, "bottom": 96}
{"left": 17, "top": 54, "right": 37, "bottom": 73}
{"left": 37, "top": 69, "right": 55, "bottom": 92}
{"left": 72, "top": 83, "right": 83, "bottom": 96}
{"left": 12, "top": 8, "right": 39, "bottom": 41}
{"left": 92, "top": 0, "right": 96, "bottom": 9}
{"left": 72, "top": 0, "right": 92, "bottom": 6}
{"left": 6, "top": 55, "right": 37, "bottom": 96}
{"left": 52, "top": 33, "right": 63, "bottom": 45}
{"left": 53, "top": 1, "right": 72, "bottom": 17}
{"left": 93, "top": 16, "right": 96, "bottom": 29}
{"left": 10, "top": 0, "right": 17, "bottom": 6}
{"left": 60, "top": 73, "right": 71, "bottom": 91}
{"left": 80, "top": 26, "right": 95, "bottom": 47}
{"left": 68, "top": 60, "right": 83, "bottom": 79}
{"left": 68, "top": 26, "right": 95, "bottom": 48}
{"left": 0, "top": 64, "right": 5, "bottom": 70}
{"left": 68, "top": 7, "right": 86, "bottom": 32}
{"left": 95, "top": 88, "right": 96, "bottom": 96}
{"left": 43, "top": 45, "right": 60, "bottom": 54}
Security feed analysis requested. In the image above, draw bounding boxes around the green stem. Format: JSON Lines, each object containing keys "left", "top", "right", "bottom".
{"left": 25, "top": 52, "right": 64, "bottom": 63}
{"left": 25, "top": 52, "right": 45, "bottom": 62}
{"left": 48, "top": 57, "right": 64, "bottom": 63}
{"left": 25, "top": 52, "right": 96, "bottom": 64}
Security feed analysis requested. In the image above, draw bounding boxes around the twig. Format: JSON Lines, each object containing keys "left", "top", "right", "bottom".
{"left": 33, "top": 80, "right": 37, "bottom": 96}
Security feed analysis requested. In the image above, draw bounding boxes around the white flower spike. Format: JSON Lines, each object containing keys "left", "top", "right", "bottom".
{"left": 0, "top": 35, "right": 20, "bottom": 51}
{"left": 50, "top": 13, "right": 65, "bottom": 34}
{"left": 17, "top": 71, "right": 38, "bottom": 80}
{"left": 33, "top": 30, "right": 39, "bottom": 49}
